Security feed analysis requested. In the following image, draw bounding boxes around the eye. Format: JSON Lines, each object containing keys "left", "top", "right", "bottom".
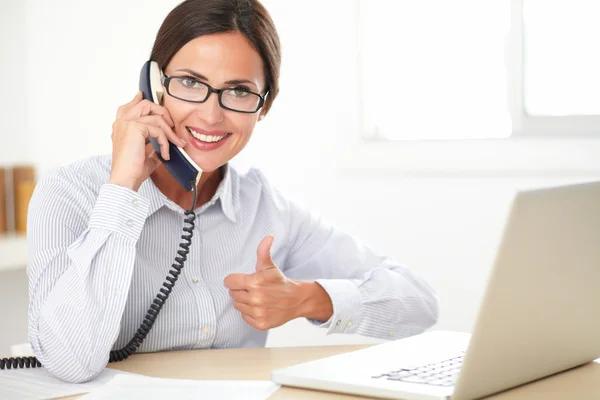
{"left": 231, "top": 86, "right": 251, "bottom": 97}
{"left": 181, "top": 77, "right": 201, "bottom": 89}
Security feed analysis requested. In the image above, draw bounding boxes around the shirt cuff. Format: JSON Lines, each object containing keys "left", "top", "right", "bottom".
{"left": 88, "top": 184, "right": 150, "bottom": 241}
{"left": 307, "top": 279, "right": 362, "bottom": 334}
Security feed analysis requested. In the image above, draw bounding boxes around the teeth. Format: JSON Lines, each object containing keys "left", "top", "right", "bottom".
{"left": 188, "top": 128, "right": 227, "bottom": 143}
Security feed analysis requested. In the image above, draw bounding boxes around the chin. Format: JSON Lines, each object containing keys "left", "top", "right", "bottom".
{"left": 190, "top": 157, "right": 228, "bottom": 174}
{"left": 184, "top": 145, "right": 238, "bottom": 174}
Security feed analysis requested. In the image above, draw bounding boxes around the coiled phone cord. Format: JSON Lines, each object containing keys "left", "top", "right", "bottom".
{"left": 0, "top": 185, "right": 197, "bottom": 370}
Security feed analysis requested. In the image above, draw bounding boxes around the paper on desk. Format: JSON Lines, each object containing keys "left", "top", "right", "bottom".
{"left": 79, "top": 374, "right": 281, "bottom": 400}
{"left": 0, "top": 367, "right": 137, "bottom": 400}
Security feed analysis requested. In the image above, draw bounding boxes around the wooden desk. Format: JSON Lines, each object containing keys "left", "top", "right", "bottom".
{"left": 58, "top": 345, "right": 600, "bottom": 399}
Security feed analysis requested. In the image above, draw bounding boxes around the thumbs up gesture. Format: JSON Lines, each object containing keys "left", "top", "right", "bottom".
{"left": 224, "top": 235, "right": 307, "bottom": 330}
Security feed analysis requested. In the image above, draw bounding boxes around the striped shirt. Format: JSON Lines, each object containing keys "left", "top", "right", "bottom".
{"left": 26, "top": 155, "right": 438, "bottom": 383}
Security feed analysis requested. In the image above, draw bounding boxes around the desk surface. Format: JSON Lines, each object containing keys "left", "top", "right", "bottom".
{"left": 60, "top": 344, "right": 600, "bottom": 400}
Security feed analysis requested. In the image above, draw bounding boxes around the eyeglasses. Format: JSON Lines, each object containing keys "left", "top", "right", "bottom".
{"left": 162, "top": 74, "right": 266, "bottom": 114}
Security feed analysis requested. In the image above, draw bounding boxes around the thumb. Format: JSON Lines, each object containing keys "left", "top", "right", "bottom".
{"left": 256, "top": 235, "right": 275, "bottom": 272}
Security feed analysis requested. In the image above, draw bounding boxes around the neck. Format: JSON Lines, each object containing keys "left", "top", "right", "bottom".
{"left": 148, "top": 148, "right": 224, "bottom": 211}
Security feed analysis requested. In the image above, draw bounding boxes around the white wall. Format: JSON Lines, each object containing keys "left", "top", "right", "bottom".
{"left": 0, "top": 0, "right": 29, "bottom": 164}
{"left": 1, "top": 0, "right": 599, "bottom": 356}
{"left": 0, "top": 0, "right": 31, "bottom": 358}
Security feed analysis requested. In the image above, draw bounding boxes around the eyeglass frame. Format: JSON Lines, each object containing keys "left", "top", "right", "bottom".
{"left": 161, "top": 74, "right": 267, "bottom": 114}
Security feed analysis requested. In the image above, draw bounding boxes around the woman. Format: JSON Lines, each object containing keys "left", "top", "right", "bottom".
{"left": 25, "top": 0, "right": 438, "bottom": 383}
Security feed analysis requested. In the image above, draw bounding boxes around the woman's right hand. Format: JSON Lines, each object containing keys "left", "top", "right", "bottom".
{"left": 108, "top": 91, "right": 186, "bottom": 191}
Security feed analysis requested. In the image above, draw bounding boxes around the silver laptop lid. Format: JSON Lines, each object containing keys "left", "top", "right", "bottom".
{"left": 453, "top": 181, "right": 600, "bottom": 400}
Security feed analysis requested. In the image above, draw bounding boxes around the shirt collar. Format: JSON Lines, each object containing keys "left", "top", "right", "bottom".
{"left": 138, "top": 163, "right": 239, "bottom": 222}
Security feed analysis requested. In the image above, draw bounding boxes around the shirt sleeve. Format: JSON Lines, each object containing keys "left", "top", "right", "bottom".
{"left": 27, "top": 170, "right": 150, "bottom": 383}
{"left": 275, "top": 190, "right": 439, "bottom": 340}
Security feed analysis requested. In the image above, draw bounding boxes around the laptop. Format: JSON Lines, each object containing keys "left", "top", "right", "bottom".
{"left": 271, "top": 180, "right": 600, "bottom": 400}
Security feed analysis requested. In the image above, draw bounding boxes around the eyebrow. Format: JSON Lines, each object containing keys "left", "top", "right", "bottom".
{"left": 174, "top": 68, "right": 259, "bottom": 88}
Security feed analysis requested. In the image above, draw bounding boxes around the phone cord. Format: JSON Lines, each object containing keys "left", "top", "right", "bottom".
{"left": 0, "top": 185, "right": 197, "bottom": 370}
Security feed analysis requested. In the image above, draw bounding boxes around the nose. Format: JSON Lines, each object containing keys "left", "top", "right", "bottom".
{"left": 197, "top": 92, "right": 224, "bottom": 125}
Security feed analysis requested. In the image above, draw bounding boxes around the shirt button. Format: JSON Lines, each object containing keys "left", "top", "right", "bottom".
{"left": 336, "top": 320, "right": 342, "bottom": 326}
{"left": 347, "top": 321, "right": 353, "bottom": 327}
{"left": 116, "top": 289, "right": 122, "bottom": 297}
{"left": 126, "top": 219, "right": 135, "bottom": 228}
{"left": 192, "top": 277, "right": 200, "bottom": 284}
{"left": 388, "top": 331, "right": 395, "bottom": 337}
{"left": 202, "top": 327, "right": 210, "bottom": 334}
{"left": 132, "top": 199, "right": 139, "bottom": 208}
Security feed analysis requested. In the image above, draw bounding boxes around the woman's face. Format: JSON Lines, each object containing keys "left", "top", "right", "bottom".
{"left": 162, "top": 32, "right": 266, "bottom": 172}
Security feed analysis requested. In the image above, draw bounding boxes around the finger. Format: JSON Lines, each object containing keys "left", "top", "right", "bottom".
{"left": 256, "top": 235, "right": 276, "bottom": 273}
{"left": 132, "top": 91, "right": 143, "bottom": 102}
{"left": 137, "top": 100, "right": 175, "bottom": 126}
{"left": 224, "top": 273, "right": 250, "bottom": 290}
{"left": 241, "top": 313, "right": 269, "bottom": 331}
{"left": 229, "top": 289, "right": 251, "bottom": 305}
{"left": 147, "top": 125, "right": 170, "bottom": 160}
{"left": 116, "top": 92, "right": 144, "bottom": 119}
{"left": 238, "top": 290, "right": 267, "bottom": 307}
{"left": 126, "top": 91, "right": 142, "bottom": 107}
{"left": 137, "top": 123, "right": 170, "bottom": 160}
{"left": 241, "top": 313, "right": 262, "bottom": 330}
{"left": 139, "top": 115, "right": 181, "bottom": 144}
{"left": 139, "top": 115, "right": 186, "bottom": 147}
{"left": 233, "top": 300, "right": 253, "bottom": 315}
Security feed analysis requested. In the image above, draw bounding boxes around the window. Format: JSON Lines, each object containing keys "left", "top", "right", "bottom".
{"left": 358, "top": 0, "right": 600, "bottom": 141}
{"left": 358, "top": 0, "right": 511, "bottom": 141}
{"left": 515, "top": 0, "right": 600, "bottom": 136}
{"left": 344, "top": 0, "right": 600, "bottom": 175}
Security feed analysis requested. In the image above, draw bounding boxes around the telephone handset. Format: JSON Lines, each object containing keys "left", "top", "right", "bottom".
{"left": 139, "top": 60, "right": 202, "bottom": 192}
{"left": 0, "top": 61, "right": 199, "bottom": 371}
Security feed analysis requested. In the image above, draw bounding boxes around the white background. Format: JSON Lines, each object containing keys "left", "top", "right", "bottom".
{"left": 1, "top": 0, "right": 599, "bottom": 356}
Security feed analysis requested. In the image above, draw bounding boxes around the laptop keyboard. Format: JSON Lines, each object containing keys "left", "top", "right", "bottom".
{"left": 372, "top": 354, "right": 464, "bottom": 387}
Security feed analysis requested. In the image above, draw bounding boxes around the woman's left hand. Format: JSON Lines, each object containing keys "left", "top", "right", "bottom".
{"left": 224, "top": 235, "right": 309, "bottom": 330}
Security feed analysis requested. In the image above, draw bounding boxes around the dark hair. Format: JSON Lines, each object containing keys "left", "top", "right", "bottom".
{"left": 150, "top": 0, "right": 281, "bottom": 115}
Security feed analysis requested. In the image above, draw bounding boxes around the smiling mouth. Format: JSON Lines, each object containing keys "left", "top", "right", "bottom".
{"left": 187, "top": 127, "right": 230, "bottom": 143}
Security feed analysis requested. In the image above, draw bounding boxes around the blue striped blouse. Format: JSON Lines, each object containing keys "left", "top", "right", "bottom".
{"left": 26, "top": 155, "right": 438, "bottom": 383}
